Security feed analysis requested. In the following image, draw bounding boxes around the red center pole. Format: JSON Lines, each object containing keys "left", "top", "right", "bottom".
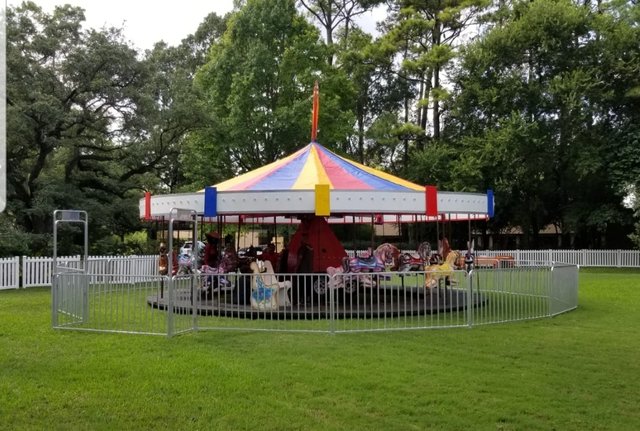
{"left": 311, "top": 81, "right": 319, "bottom": 142}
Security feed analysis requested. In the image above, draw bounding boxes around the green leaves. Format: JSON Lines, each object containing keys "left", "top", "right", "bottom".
{"left": 434, "top": 0, "right": 640, "bottom": 247}
{"left": 5, "top": 0, "right": 640, "bottom": 253}
{"left": 5, "top": 3, "right": 215, "bottom": 254}
{"left": 194, "top": 0, "right": 356, "bottom": 174}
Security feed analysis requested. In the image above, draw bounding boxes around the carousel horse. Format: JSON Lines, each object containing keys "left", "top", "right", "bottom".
{"left": 198, "top": 249, "right": 236, "bottom": 296}
{"left": 177, "top": 253, "right": 194, "bottom": 275}
{"left": 219, "top": 249, "right": 239, "bottom": 273}
{"left": 200, "top": 262, "right": 232, "bottom": 289}
{"left": 399, "top": 241, "right": 432, "bottom": 271}
{"left": 200, "top": 249, "right": 239, "bottom": 295}
{"left": 342, "top": 243, "right": 400, "bottom": 273}
{"left": 326, "top": 265, "right": 376, "bottom": 291}
{"left": 424, "top": 250, "right": 461, "bottom": 289}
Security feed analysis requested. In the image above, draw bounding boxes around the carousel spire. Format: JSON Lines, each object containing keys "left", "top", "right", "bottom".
{"left": 311, "top": 81, "right": 319, "bottom": 142}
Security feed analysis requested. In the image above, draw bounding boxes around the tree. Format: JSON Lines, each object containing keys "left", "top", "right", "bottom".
{"left": 195, "top": 0, "right": 355, "bottom": 175}
{"left": 630, "top": 188, "right": 640, "bottom": 248}
{"left": 376, "top": 0, "right": 489, "bottom": 160}
{"left": 298, "top": 0, "right": 383, "bottom": 64}
{"left": 139, "top": 13, "right": 228, "bottom": 193}
{"left": 436, "top": 0, "right": 639, "bottom": 247}
{"left": 5, "top": 3, "right": 217, "bottom": 254}
{"left": 6, "top": 3, "right": 149, "bottom": 252}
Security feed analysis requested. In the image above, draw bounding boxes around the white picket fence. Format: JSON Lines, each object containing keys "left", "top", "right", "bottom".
{"left": 346, "top": 249, "right": 640, "bottom": 268}
{"left": 0, "top": 257, "right": 20, "bottom": 290}
{"left": 475, "top": 249, "right": 640, "bottom": 267}
{"left": 0, "top": 249, "right": 639, "bottom": 290}
{"left": 1, "top": 255, "right": 159, "bottom": 290}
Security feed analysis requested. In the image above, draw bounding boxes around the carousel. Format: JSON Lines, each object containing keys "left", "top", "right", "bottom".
{"left": 141, "top": 85, "right": 495, "bottom": 319}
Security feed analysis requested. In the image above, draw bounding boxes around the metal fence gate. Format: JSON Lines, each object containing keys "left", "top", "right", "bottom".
{"left": 52, "top": 210, "right": 89, "bottom": 328}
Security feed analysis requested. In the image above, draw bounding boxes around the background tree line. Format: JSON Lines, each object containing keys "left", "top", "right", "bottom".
{"left": 3, "top": 0, "right": 639, "bottom": 256}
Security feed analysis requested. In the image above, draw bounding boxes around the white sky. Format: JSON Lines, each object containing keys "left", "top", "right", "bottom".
{"left": 7, "top": 0, "right": 237, "bottom": 51}
{"left": 7, "top": 0, "right": 385, "bottom": 51}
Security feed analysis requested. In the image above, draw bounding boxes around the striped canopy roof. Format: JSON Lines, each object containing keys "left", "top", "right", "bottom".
{"left": 213, "top": 142, "right": 424, "bottom": 192}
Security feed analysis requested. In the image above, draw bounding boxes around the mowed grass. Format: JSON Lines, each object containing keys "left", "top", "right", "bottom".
{"left": 1, "top": 268, "right": 639, "bottom": 430}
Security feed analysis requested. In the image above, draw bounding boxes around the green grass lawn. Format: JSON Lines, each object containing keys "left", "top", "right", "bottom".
{"left": 1, "top": 268, "right": 639, "bottom": 430}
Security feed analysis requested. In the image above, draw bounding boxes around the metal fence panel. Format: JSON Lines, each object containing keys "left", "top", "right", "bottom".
{"left": 549, "top": 264, "right": 579, "bottom": 316}
{"left": 193, "top": 272, "right": 334, "bottom": 333}
{"left": 52, "top": 273, "right": 170, "bottom": 335}
{"left": 330, "top": 271, "right": 471, "bottom": 332}
{"left": 52, "top": 272, "right": 87, "bottom": 328}
{"left": 470, "top": 266, "right": 552, "bottom": 326}
{"left": 50, "top": 260, "right": 580, "bottom": 336}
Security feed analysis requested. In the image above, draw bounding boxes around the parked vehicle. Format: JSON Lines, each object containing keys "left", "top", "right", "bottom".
{"left": 237, "top": 245, "right": 267, "bottom": 259}
{"left": 179, "top": 241, "right": 205, "bottom": 257}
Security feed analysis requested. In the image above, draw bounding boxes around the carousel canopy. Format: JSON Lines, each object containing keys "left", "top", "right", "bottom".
{"left": 212, "top": 143, "right": 423, "bottom": 192}
{"left": 141, "top": 142, "right": 493, "bottom": 221}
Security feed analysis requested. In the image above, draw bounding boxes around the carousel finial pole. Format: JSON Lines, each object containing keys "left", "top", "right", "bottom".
{"left": 311, "top": 81, "right": 319, "bottom": 142}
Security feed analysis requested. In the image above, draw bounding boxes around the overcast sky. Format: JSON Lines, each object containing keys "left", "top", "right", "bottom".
{"left": 7, "top": 0, "right": 235, "bottom": 50}
{"left": 7, "top": 0, "right": 385, "bottom": 51}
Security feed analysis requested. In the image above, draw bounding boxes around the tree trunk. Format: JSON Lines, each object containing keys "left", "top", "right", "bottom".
{"left": 404, "top": 95, "right": 410, "bottom": 163}
{"left": 432, "top": 20, "right": 442, "bottom": 139}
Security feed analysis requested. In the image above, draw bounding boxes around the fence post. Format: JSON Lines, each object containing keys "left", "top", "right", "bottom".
{"left": 191, "top": 273, "right": 198, "bottom": 332}
{"left": 22, "top": 256, "right": 28, "bottom": 288}
{"left": 167, "top": 276, "right": 175, "bottom": 337}
{"left": 16, "top": 257, "right": 22, "bottom": 289}
{"left": 466, "top": 270, "right": 474, "bottom": 328}
{"left": 617, "top": 249, "right": 621, "bottom": 268}
{"left": 329, "top": 274, "right": 336, "bottom": 334}
{"left": 548, "top": 265, "right": 554, "bottom": 317}
{"left": 51, "top": 274, "right": 58, "bottom": 327}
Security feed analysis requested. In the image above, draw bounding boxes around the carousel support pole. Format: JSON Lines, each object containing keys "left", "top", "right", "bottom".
{"left": 425, "top": 185, "right": 438, "bottom": 258}
{"left": 352, "top": 215, "right": 356, "bottom": 256}
{"left": 370, "top": 214, "right": 375, "bottom": 254}
{"left": 436, "top": 220, "right": 440, "bottom": 259}
{"left": 273, "top": 216, "right": 277, "bottom": 250}
{"left": 465, "top": 216, "right": 474, "bottom": 273}
{"left": 468, "top": 217, "right": 472, "bottom": 252}
{"left": 236, "top": 222, "right": 241, "bottom": 256}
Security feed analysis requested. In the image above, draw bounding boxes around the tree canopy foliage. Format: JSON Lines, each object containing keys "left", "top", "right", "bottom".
{"left": 3, "top": 0, "right": 640, "bottom": 256}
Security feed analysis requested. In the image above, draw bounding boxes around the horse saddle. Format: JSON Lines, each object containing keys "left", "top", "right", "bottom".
{"left": 353, "top": 255, "right": 379, "bottom": 269}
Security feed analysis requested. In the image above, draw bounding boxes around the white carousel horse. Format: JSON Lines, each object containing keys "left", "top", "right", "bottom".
{"left": 249, "top": 260, "right": 292, "bottom": 310}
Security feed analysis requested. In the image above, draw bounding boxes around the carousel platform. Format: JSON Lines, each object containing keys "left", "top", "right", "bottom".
{"left": 147, "top": 284, "right": 487, "bottom": 320}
